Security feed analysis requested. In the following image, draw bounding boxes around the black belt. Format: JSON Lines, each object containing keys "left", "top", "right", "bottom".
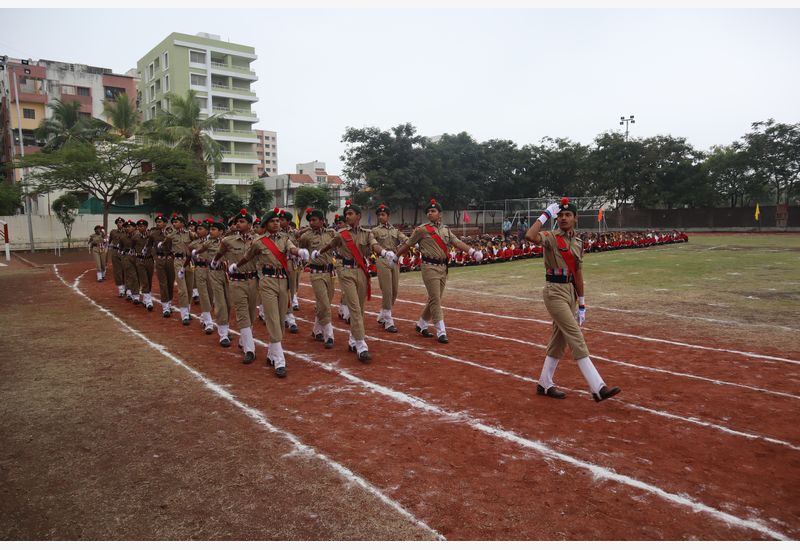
{"left": 261, "top": 265, "right": 288, "bottom": 278}
{"left": 340, "top": 258, "right": 356, "bottom": 267}
{"left": 546, "top": 274, "right": 574, "bottom": 284}
{"left": 229, "top": 271, "right": 258, "bottom": 281}
{"left": 173, "top": 253, "right": 186, "bottom": 259}
{"left": 421, "top": 256, "right": 447, "bottom": 265}
{"left": 194, "top": 259, "right": 210, "bottom": 267}
{"left": 307, "top": 263, "right": 332, "bottom": 274}
{"left": 156, "top": 253, "right": 172, "bottom": 259}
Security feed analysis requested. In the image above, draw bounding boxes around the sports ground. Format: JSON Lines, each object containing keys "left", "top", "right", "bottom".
{"left": 1, "top": 233, "right": 798, "bottom": 540}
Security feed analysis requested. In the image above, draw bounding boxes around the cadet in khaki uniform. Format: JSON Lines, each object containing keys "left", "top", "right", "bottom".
{"left": 211, "top": 209, "right": 259, "bottom": 364}
{"left": 187, "top": 220, "right": 216, "bottom": 334}
{"left": 87, "top": 225, "right": 108, "bottom": 282}
{"left": 232, "top": 208, "right": 307, "bottom": 377}
{"left": 108, "top": 217, "right": 126, "bottom": 294}
{"left": 193, "top": 220, "right": 232, "bottom": 346}
{"left": 133, "top": 219, "right": 155, "bottom": 311}
{"left": 252, "top": 217, "right": 267, "bottom": 324}
{"left": 316, "top": 201, "right": 397, "bottom": 362}
{"left": 397, "top": 198, "right": 482, "bottom": 344}
{"left": 118, "top": 221, "right": 140, "bottom": 303}
{"left": 526, "top": 197, "right": 620, "bottom": 402}
{"left": 279, "top": 211, "right": 300, "bottom": 332}
{"left": 333, "top": 213, "right": 350, "bottom": 323}
{"left": 371, "top": 203, "right": 408, "bottom": 332}
{"left": 150, "top": 214, "right": 175, "bottom": 317}
{"left": 187, "top": 219, "right": 201, "bottom": 305}
{"left": 162, "top": 214, "right": 195, "bottom": 325}
{"left": 298, "top": 207, "right": 337, "bottom": 348}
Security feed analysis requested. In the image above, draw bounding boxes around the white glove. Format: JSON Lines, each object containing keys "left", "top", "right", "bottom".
{"left": 297, "top": 248, "right": 310, "bottom": 262}
{"left": 311, "top": 250, "right": 321, "bottom": 261}
{"left": 191, "top": 249, "right": 198, "bottom": 259}
{"left": 576, "top": 307, "right": 586, "bottom": 326}
{"left": 545, "top": 202, "right": 561, "bottom": 218}
{"left": 383, "top": 250, "right": 397, "bottom": 265}
{"left": 177, "top": 268, "right": 185, "bottom": 279}
{"left": 472, "top": 250, "right": 483, "bottom": 262}
{"left": 157, "top": 241, "right": 163, "bottom": 249}
{"left": 210, "top": 259, "right": 220, "bottom": 270}
{"left": 228, "top": 262, "right": 238, "bottom": 274}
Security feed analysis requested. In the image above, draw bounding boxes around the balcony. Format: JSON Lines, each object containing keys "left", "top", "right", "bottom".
{"left": 209, "top": 61, "right": 257, "bottom": 79}
{"left": 209, "top": 128, "right": 258, "bottom": 143}
{"left": 212, "top": 106, "right": 258, "bottom": 121}
{"left": 61, "top": 93, "right": 93, "bottom": 112}
{"left": 210, "top": 84, "right": 257, "bottom": 100}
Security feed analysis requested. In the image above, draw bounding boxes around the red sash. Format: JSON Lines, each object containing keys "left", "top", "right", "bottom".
{"left": 424, "top": 224, "right": 449, "bottom": 257}
{"left": 554, "top": 234, "right": 577, "bottom": 279}
{"left": 340, "top": 229, "right": 371, "bottom": 300}
{"left": 259, "top": 234, "right": 289, "bottom": 272}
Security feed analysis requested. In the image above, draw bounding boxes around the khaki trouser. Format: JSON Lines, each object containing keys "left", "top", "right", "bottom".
{"left": 285, "top": 262, "right": 296, "bottom": 314}
{"left": 91, "top": 249, "right": 108, "bottom": 273}
{"left": 123, "top": 255, "right": 139, "bottom": 293}
{"left": 229, "top": 277, "right": 258, "bottom": 330}
{"left": 376, "top": 257, "right": 399, "bottom": 310}
{"left": 111, "top": 250, "right": 124, "bottom": 286}
{"left": 310, "top": 272, "right": 335, "bottom": 325}
{"left": 155, "top": 257, "right": 175, "bottom": 302}
{"left": 420, "top": 264, "right": 448, "bottom": 323}
{"left": 194, "top": 267, "right": 214, "bottom": 313}
{"left": 258, "top": 275, "right": 288, "bottom": 343}
{"left": 208, "top": 270, "right": 231, "bottom": 325}
{"left": 542, "top": 281, "right": 589, "bottom": 360}
{"left": 174, "top": 258, "right": 194, "bottom": 308}
{"left": 338, "top": 267, "right": 368, "bottom": 340}
{"left": 135, "top": 257, "right": 154, "bottom": 293}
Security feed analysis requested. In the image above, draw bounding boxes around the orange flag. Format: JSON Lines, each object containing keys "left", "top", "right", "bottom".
{"left": 597, "top": 209, "right": 604, "bottom": 222}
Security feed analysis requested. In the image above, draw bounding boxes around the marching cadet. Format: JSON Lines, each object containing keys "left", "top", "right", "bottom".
{"left": 315, "top": 200, "right": 397, "bottom": 362}
{"left": 252, "top": 217, "right": 267, "bottom": 323}
{"left": 133, "top": 219, "right": 155, "bottom": 311}
{"left": 525, "top": 197, "right": 621, "bottom": 402}
{"left": 150, "top": 214, "right": 175, "bottom": 317}
{"left": 279, "top": 211, "right": 300, "bottom": 332}
{"left": 298, "top": 207, "right": 337, "bottom": 348}
{"left": 211, "top": 209, "right": 259, "bottom": 364}
{"left": 230, "top": 208, "right": 308, "bottom": 377}
{"left": 187, "top": 219, "right": 201, "bottom": 305}
{"left": 371, "top": 203, "right": 408, "bottom": 333}
{"left": 188, "top": 220, "right": 216, "bottom": 335}
{"left": 333, "top": 213, "right": 350, "bottom": 323}
{"left": 87, "top": 225, "right": 108, "bottom": 282}
{"left": 161, "top": 214, "right": 195, "bottom": 325}
{"left": 118, "top": 220, "right": 140, "bottom": 303}
{"left": 396, "top": 198, "right": 483, "bottom": 344}
{"left": 193, "top": 219, "right": 232, "bottom": 346}
{"left": 108, "top": 217, "right": 126, "bottom": 295}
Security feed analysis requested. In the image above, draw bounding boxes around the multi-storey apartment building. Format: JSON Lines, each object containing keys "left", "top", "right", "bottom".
{"left": 255, "top": 129, "right": 278, "bottom": 176}
{"left": 136, "top": 32, "right": 260, "bottom": 199}
{"left": 261, "top": 161, "right": 348, "bottom": 218}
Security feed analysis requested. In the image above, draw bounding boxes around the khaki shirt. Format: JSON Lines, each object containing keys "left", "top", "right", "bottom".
{"left": 118, "top": 232, "right": 136, "bottom": 253}
{"left": 88, "top": 233, "right": 105, "bottom": 251}
{"left": 109, "top": 228, "right": 124, "bottom": 248}
{"left": 149, "top": 227, "right": 172, "bottom": 254}
{"left": 132, "top": 231, "right": 150, "bottom": 257}
{"left": 190, "top": 237, "right": 221, "bottom": 262}
{"left": 169, "top": 229, "right": 193, "bottom": 256}
{"left": 298, "top": 228, "right": 336, "bottom": 265}
{"left": 221, "top": 232, "right": 255, "bottom": 269}
{"left": 329, "top": 225, "right": 378, "bottom": 262}
{"left": 406, "top": 222, "right": 464, "bottom": 261}
{"left": 250, "top": 232, "right": 293, "bottom": 271}
{"left": 372, "top": 224, "right": 408, "bottom": 253}
{"left": 541, "top": 228, "right": 583, "bottom": 273}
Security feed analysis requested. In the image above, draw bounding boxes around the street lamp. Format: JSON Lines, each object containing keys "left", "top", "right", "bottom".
{"left": 619, "top": 115, "right": 635, "bottom": 141}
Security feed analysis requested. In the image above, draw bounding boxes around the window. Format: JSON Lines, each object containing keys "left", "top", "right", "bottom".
{"left": 149, "top": 84, "right": 155, "bottom": 101}
{"left": 190, "top": 73, "right": 206, "bottom": 87}
{"left": 148, "top": 62, "right": 154, "bottom": 81}
{"left": 150, "top": 105, "right": 156, "bottom": 119}
{"left": 61, "top": 85, "right": 76, "bottom": 95}
{"left": 77, "top": 87, "right": 90, "bottom": 97}
{"left": 153, "top": 57, "right": 160, "bottom": 71}
{"left": 163, "top": 52, "right": 169, "bottom": 69}
{"left": 163, "top": 74, "right": 169, "bottom": 92}
{"left": 23, "top": 108, "right": 36, "bottom": 120}
{"left": 78, "top": 112, "right": 91, "bottom": 119}
{"left": 104, "top": 86, "right": 126, "bottom": 100}
{"left": 190, "top": 51, "right": 206, "bottom": 64}
{"left": 194, "top": 96, "right": 207, "bottom": 110}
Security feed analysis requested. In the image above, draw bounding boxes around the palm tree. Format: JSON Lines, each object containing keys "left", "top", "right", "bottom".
{"left": 151, "top": 89, "right": 227, "bottom": 174}
{"left": 102, "top": 93, "right": 139, "bottom": 139}
{"left": 36, "top": 99, "right": 107, "bottom": 151}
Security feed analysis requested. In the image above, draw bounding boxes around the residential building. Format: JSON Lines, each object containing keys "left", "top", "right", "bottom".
{"left": 0, "top": 55, "right": 137, "bottom": 213}
{"left": 261, "top": 161, "right": 348, "bottom": 219}
{"left": 136, "top": 32, "right": 260, "bottom": 199}
{"left": 255, "top": 129, "right": 278, "bottom": 176}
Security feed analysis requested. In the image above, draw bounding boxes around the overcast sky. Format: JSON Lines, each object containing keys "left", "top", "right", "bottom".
{"left": 2, "top": 8, "right": 798, "bottom": 175}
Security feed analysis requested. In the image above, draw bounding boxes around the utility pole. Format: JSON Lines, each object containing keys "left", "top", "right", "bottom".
{"left": 619, "top": 115, "right": 635, "bottom": 141}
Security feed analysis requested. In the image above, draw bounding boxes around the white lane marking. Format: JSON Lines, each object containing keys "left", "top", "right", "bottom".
{"left": 295, "top": 297, "right": 800, "bottom": 451}
{"left": 56, "top": 266, "right": 444, "bottom": 541}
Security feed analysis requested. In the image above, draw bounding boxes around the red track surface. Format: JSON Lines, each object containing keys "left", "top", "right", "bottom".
{"left": 55, "top": 261, "right": 800, "bottom": 540}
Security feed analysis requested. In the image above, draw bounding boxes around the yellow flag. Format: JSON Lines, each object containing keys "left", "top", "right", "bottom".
{"left": 755, "top": 203, "right": 760, "bottom": 221}
{"left": 295, "top": 210, "right": 300, "bottom": 227}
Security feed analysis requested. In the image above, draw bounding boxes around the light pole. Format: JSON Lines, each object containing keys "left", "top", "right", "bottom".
{"left": 619, "top": 115, "right": 635, "bottom": 141}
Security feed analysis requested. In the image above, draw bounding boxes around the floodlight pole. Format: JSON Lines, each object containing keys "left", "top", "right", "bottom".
{"left": 619, "top": 115, "right": 635, "bottom": 141}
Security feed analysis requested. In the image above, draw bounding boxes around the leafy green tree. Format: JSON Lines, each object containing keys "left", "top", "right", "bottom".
{"left": 147, "top": 147, "right": 212, "bottom": 218}
{"left": 294, "top": 185, "right": 333, "bottom": 214}
{"left": 586, "top": 132, "right": 646, "bottom": 207}
{"left": 703, "top": 144, "right": 763, "bottom": 207}
{"left": 481, "top": 140, "right": 526, "bottom": 201}
{"left": 0, "top": 181, "right": 22, "bottom": 216}
{"left": 247, "top": 180, "right": 274, "bottom": 216}
{"left": 428, "top": 132, "right": 485, "bottom": 225}
{"left": 742, "top": 119, "right": 800, "bottom": 204}
{"left": 208, "top": 185, "right": 244, "bottom": 219}
{"left": 52, "top": 193, "right": 80, "bottom": 248}
{"left": 36, "top": 99, "right": 107, "bottom": 151}
{"left": 102, "top": 93, "right": 139, "bottom": 139}
{"left": 639, "top": 135, "right": 709, "bottom": 209}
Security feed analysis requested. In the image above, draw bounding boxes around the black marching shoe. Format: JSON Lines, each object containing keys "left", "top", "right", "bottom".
{"left": 243, "top": 351, "right": 255, "bottom": 364}
{"left": 182, "top": 317, "right": 190, "bottom": 326}
{"left": 377, "top": 318, "right": 386, "bottom": 326}
{"left": 385, "top": 324, "right": 398, "bottom": 333}
{"left": 537, "top": 384, "right": 567, "bottom": 399}
{"left": 593, "top": 386, "right": 621, "bottom": 402}
{"left": 275, "top": 366, "right": 286, "bottom": 378}
{"left": 415, "top": 326, "right": 433, "bottom": 338}
{"left": 292, "top": 304, "right": 299, "bottom": 311}
{"left": 288, "top": 324, "right": 299, "bottom": 334}
{"left": 204, "top": 325, "right": 214, "bottom": 335}
{"left": 267, "top": 357, "right": 275, "bottom": 367}
{"left": 132, "top": 299, "right": 140, "bottom": 306}
{"left": 125, "top": 295, "right": 132, "bottom": 302}
{"left": 437, "top": 334, "right": 449, "bottom": 344}
{"left": 220, "top": 337, "right": 231, "bottom": 348}
{"left": 324, "top": 338, "right": 334, "bottom": 349}
{"left": 358, "top": 351, "right": 371, "bottom": 363}
{"left": 348, "top": 344, "right": 356, "bottom": 353}
{"left": 313, "top": 332, "right": 323, "bottom": 342}
{"left": 146, "top": 304, "right": 153, "bottom": 312}
{"left": 163, "top": 310, "right": 171, "bottom": 318}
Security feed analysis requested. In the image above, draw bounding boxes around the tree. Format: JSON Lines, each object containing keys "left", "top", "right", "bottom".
{"left": 247, "top": 180, "right": 274, "bottom": 216}
{"left": 147, "top": 147, "right": 212, "bottom": 218}
{"left": 0, "top": 181, "right": 22, "bottom": 216}
{"left": 22, "top": 141, "right": 153, "bottom": 229}
{"left": 103, "top": 93, "right": 139, "bottom": 139}
{"left": 52, "top": 193, "right": 80, "bottom": 248}
{"left": 639, "top": 135, "right": 709, "bottom": 209}
{"left": 208, "top": 185, "right": 244, "bottom": 219}
{"left": 294, "top": 186, "right": 333, "bottom": 214}
{"left": 742, "top": 119, "right": 800, "bottom": 204}
{"left": 36, "top": 99, "right": 107, "bottom": 151}
{"left": 703, "top": 143, "right": 763, "bottom": 207}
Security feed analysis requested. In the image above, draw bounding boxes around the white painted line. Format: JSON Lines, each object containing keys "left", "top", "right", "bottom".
{"left": 55, "top": 265, "right": 444, "bottom": 541}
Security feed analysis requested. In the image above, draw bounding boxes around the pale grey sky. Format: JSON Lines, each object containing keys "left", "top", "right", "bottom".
{"left": 2, "top": 8, "right": 798, "bottom": 175}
